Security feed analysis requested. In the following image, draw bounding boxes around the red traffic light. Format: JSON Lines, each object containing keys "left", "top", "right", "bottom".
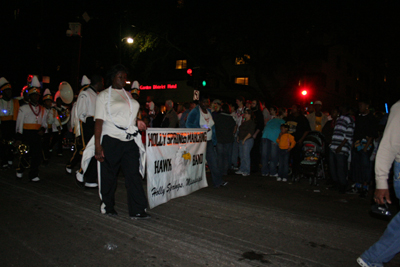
{"left": 301, "top": 90, "right": 308, "bottom": 96}
{"left": 187, "top": 69, "right": 193, "bottom": 76}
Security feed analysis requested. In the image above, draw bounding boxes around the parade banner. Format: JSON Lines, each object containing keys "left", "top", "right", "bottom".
{"left": 146, "top": 128, "right": 208, "bottom": 209}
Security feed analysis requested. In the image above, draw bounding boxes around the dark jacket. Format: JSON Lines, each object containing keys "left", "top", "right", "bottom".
{"left": 214, "top": 112, "right": 236, "bottom": 144}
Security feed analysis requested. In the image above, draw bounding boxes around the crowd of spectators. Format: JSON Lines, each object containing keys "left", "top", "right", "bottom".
{"left": 136, "top": 94, "right": 386, "bottom": 196}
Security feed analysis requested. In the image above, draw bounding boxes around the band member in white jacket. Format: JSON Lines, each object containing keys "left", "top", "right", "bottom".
{"left": 0, "top": 77, "right": 19, "bottom": 168}
{"left": 42, "top": 89, "right": 61, "bottom": 162}
{"left": 74, "top": 74, "right": 104, "bottom": 188}
{"left": 81, "top": 65, "right": 149, "bottom": 219}
{"left": 15, "top": 76, "right": 47, "bottom": 181}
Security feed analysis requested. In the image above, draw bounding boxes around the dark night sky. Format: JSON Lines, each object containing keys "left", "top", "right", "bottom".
{"left": 1, "top": 1, "right": 400, "bottom": 97}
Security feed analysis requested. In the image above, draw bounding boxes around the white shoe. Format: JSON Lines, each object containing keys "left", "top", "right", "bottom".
{"left": 31, "top": 177, "right": 40, "bottom": 182}
{"left": 277, "top": 177, "right": 282, "bottom": 181}
{"left": 235, "top": 171, "right": 244, "bottom": 175}
{"left": 84, "top": 182, "right": 98, "bottom": 188}
{"left": 356, "top": 257, "right": 378, "bottom": 267}
{"left": 8, "top": 161, "right": 13, "bottom": 165}
{"left": 76, "top": 171, "right": 84, "bottom": 182}
{"left": 282, "top": 178, "right": 287, "bottom": 182}
{"left": 16, "top": 172, "right": 23, "bottom": 178}
{"left": 270, "top": 173, "right": 279, "bottom": 177}
{"left": 100, "top": 202, "right": 106, "bottom": 214}
{"left": 261, "top": 174, "right": 269, "bottom": 177}
{"left": 66, "top": 167, "right": 72, "bottom": 174}
{"left": 242, "top": 173, "right": 250, "bottom": 176}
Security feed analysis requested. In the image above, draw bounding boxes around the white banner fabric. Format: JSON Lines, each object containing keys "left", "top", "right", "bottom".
{"left": 146, "top": 128, "right": 208, "bottom": 209}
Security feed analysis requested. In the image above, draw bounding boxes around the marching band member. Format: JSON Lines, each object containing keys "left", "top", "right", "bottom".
{"left": 0, "top": 77, "right": 20, "bottom": 168}
{"left": 80, "top": 65, "right": 149, "bottom": 219}
{"left": 49, "top": 91, "right": 69, "bottom": 156}
{"left": 19, "top": 85, "right": 30, "bottom": 107}
{"left": 15, "top": 76, "right": 47, "bottom": 181}
{"left": 75, "top": 74, "right": 104, "bottom": 188}
{"left": 130, "top": 80, "right": 140, "bottom": 101}
{"left": 130, "top": 80, "right": 142, "bottom": 119}
{"left": 65, "top": 76, "right": 90, "bottom": 175}
{"left": 65, "top": 95, "right": 81, "bottom": 174}
{"left": 42, "top": 89, "right": 61, "bottom": 162}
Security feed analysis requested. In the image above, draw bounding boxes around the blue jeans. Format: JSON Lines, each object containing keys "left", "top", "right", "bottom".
{"left": 360, "top": 161, "right": 400, "bottom": 266}
{"left": 278, "top": 148, "right": 290, "bottom": 179}
{"left": 206, "top": 141, "right": 225, "bottom": 187}
{"left": 351, "top": 149, "right": 372, "bottom": 184}
{"left": 238, "top": 138, "right": 254, "bottom": 174}
{"left": 328, "top": 149, "right": 348, "bottom": 186}
{"left": 217, "top": 143, "right": 232, "bottom": 176}
{"left": 261, "top": 138, "right": 279, "bottom": 175}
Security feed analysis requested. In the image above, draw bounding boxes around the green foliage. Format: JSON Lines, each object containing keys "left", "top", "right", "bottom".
{"left": 135, "top": 32, "right": 160, "bottom": 53}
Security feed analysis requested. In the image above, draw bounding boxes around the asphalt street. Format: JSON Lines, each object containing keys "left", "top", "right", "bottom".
{"left": 1, "top": 151, "right": 399, "bottom": 267}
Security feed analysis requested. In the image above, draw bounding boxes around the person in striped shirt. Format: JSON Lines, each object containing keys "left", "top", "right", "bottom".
{"left": 328, "top": 105, "right": 355, "bottom": 193}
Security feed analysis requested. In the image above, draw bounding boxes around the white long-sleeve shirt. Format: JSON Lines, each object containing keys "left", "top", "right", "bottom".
{"left": 70, "top": 102, "right": 81, "bottom": 137}
{"left": 45, "top": 108, "right": 61, "bottom": 133}
{"left": 0, "top": 98, "right": 19, "bottom": 124}
{"left": 79, "top": 87, "right": 145, "bottom": 181}
{"left": 95, "top": 87, "right": 140, "bottom": 141}
{"left": 15, "top": 103, "right": 47, "bottom": 134}
{"left": 375, "top": 100, "right": 400, "bottom": 189}
{"left": 76, "top": 87, "right": 97, "bottom": 123}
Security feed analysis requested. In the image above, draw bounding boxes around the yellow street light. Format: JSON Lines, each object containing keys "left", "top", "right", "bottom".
{"left": 121, "top": 37, "right": 134, "bottom": 44}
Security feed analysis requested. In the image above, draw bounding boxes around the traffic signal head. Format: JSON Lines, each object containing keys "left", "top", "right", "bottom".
{"left": 187, "top": 69, "right": 193, "bottom": 76}
{"left": 202, "top": 80, "right": 206, "bottom": 87}
{"left": 301, "top": 90, "right": 307, "bottom": 96}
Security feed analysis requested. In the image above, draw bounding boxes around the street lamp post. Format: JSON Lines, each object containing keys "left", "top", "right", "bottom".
{"left": 67, "top": 23, "right": 82, "bottom": 94}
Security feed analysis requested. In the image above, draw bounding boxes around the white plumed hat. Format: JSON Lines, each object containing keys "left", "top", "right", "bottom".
{"left": 81, "top": 75, "right": 91, "bottom": 86}
{"left": 42, "top": 88, "right": 52, "bottom": 101}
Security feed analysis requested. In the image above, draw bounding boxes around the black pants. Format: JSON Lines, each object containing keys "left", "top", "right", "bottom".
{"left": 290, "top": 144, "right": 302, "bottom": 177}
{"left": 17, "top": 130, "right": 43, "bottom": 179}
{"left": 250, "top": 134, "right": 262, "bottom": 172}
{"left": 50, "top": 127, "right": 68, "bottom": 154}
{"left": 66, "top": 136, "right": 83, "bottom": 169}
{"left": 100, "top": 135, "right": 147, "bottom": 216}
{"left": 79, "top": 118, "right": 97, "bottom": 184}
{"left": 42, "top": 131, "right": 53, "bottom": 161}
{"left": 0, "top": 121, "right": 16, "bottom": 166}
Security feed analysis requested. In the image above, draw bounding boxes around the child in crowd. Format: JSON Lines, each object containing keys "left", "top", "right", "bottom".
{"left": 276, "top": 123, "right": 296, "bottom": 182}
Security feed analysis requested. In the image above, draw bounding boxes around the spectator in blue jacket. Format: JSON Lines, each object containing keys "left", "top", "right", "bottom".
{"left": 186, "top": 96, "right": 227, "bottom": 188}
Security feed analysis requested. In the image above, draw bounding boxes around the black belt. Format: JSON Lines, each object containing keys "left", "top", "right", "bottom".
{"left": 115, "top": 125, "right": 138, "bottom": 140}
